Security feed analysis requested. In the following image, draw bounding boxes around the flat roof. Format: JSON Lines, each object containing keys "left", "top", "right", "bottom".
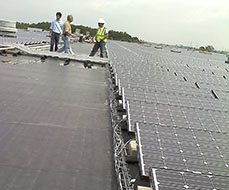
{"left": 0, "top": 53, "right": 116, "bottom": 190}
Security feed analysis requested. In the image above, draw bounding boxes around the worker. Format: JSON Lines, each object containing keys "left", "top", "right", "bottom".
{"left": 57, "top": 15, "right": 76, "bottom": 54}
{"left": 89, "top": 18, "right": 109, "bottom": 58}
{"left": 49, "top": 12, "right": 63, "bottom": 52}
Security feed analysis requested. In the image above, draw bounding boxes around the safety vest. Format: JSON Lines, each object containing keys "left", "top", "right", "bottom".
{"left": 96, "top": 27, "right": 107, "bottom": 42}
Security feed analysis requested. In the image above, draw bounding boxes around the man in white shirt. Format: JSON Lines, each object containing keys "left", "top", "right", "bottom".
{"left": 49, "top": 12, "right": 63, "bottom": 52}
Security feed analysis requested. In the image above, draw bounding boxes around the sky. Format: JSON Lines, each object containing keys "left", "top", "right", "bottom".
{"left": 0, "top": 0, "right": 228, "bottom": 51}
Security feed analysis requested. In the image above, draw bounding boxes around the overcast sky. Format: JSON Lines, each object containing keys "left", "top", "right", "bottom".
{"left": 1, "top": 0, "right": 228, "bottom": 51}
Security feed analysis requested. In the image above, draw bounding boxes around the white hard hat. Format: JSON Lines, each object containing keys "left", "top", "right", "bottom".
{"left": 98, "top": 18, "right": 105, "bottom": 24}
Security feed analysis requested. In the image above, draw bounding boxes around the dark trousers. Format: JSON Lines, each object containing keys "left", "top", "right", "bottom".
{"left": 50, "top": 32, "right": 60, "bottom": 52}
{"left": 89, "top": 41, "right": 106, "bottom": 58}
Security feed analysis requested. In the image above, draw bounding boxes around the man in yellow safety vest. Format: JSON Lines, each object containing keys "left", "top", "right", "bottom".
{"left": 89, "top": 18, "right": 109, "bottom": 58}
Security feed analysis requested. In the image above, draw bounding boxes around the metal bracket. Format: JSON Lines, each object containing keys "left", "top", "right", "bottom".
{"left": 126, "top": 101, "right": 132, "bottom": 132}
{"left": 122, "top": 87, "right": 126, "bottom": 110}
{"left": 135, "top": 123, "right": 146, "bottom": 176}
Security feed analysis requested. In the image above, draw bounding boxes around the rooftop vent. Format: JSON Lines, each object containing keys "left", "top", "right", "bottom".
{"left": 171, "top": 49, "right": 181, "bottom": 53}
{"left": 211, "top": 90, "right": 219, "bottom": 99}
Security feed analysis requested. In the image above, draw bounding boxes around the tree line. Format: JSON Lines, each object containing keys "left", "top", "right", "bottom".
{"left": 16, "top": 22, "right": 140, "bottom": 43}
{"left": 199, "top": 45, "right": 215, "bottom": 52}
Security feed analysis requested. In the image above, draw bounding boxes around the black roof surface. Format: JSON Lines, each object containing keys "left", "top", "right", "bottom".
{"left": 0, "top": 52, "right": 116, "bottom": 190}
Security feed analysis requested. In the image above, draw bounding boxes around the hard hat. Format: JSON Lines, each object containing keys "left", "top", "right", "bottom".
{"left": 98, "top": 18, "right": 105, "bottom": 24}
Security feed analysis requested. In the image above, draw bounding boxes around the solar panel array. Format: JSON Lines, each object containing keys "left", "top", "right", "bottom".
{"left": 149, "top": 168, "right": 229, "bottom": 190}
{"left": 0, "top": 29, "right": 49, "bottom": 45}
{"left": 108, "top": 41, "right": 229, "bottom": 189}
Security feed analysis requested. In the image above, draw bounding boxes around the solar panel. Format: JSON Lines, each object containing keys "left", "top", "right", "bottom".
{"left": 136, "top": 123, "right": 229, "bottom": 177}
{"left": 0, "top": 29, "right": 49, "bottom": 45}
{"left": 150, "top": 168, "right": 229, "bottom": 190}
{"left": 107, "top": 41, "right": 229, "bottom": 189}
{"left": 126, "top": 99, "right": 228, "bottom": 133}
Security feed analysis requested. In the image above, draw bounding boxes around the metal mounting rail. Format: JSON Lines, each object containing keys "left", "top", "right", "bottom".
{"left": 14, "top": 44, "right": 109, "bottom": 65}
{"left": 108, "top": 65, "right": 133, "bottom": 190}
{"left": 135, "top": 123, "right": 146, "bottom": 177}
{"left": 126, "top": 101, "right": 133, "bottom": 132}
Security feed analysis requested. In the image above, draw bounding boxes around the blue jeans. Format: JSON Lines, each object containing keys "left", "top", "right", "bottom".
{"left": 50, "top": 32, "right": 60, "bottom": 52}
{"left": 89, "top": 41, "right": 106, "bottom": 58}
{"left": 57, "top": 35, "right": 70, "bottom": 54}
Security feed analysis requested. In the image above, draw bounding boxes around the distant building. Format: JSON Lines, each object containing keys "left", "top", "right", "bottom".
{"left": 27, "top": 27, "right": 43, "bottom": 32}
